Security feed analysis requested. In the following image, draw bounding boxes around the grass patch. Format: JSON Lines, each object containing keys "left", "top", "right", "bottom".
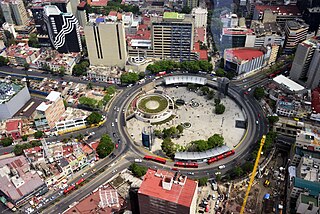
{"left": 138, "top": 95, "right": 168, "bottom": 114}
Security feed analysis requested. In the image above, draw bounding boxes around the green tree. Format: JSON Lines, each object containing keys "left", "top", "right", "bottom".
{"left": 268, "top": 116, "right": 279, "bottom": 124}
{"left": 0, "top": 137, "right": 13, "bottom": 147}
{"left": 161, "top": 138, "right": 175, "bottom": 158}
{"left": 215, "top": 68, "right": 225, "bottom": 77}
{"left": 23, "top": 62, "right": 30, "bottom": 70}
{"left": 78, "top": 97, "right": 98, "bottom": 109}
{"left": 87, "top": 82, "right": 93, "bottom": 90}
{"left": 21, "top": 135, "right": 28, "bottom": 141}
{"left": 254, "top": 87, "right": 265, "bottom": 100}
{"left": 63, "top": 99, "right": 68, "bottom": 109}
{"left": 58, "top": 66, "right": 66, "bottom": 76}
{"left": 242, "top": 162, "right": 254, "bottom": 174}
{"left": 215, "top": 103, "right": 225, "bottom": 114}
{"left": 0, "top": 56, "right": 9, "bottom": 66}
{"left": 264, "top": 131, "right": 277, "bottom": 151}
{"left": 207, "top": 134, "right": 224, "bottom": 148}
{"left": 86, "top": 112, "right": 103, "bottom": 125}
{"left": 200, "top": 86, "right": 210, "bottom": 95}
{"left": 198, "top": 177, "right": 208, "bottom": 186}
{"left": 181, "top": 5, "right": 191, "bottom": 14}
{"left": 176, "top": 125, "right": 184, "bottom": 134}
{"left": 129, "top": 163, "right": 148, "bottom": 177}
{"left": 96, "top": 134, "right": 114, "bottom": 158}
{"left": 216, "top": 174, "right": 222, "bottom": 181}
{"left": 34, "top": 131, "right": 44, "bottom": 139}
{"left": 28, "top": 33, "right": 39, "bottom": 48}
{"left": 233, "top": 166, "right": 243, "bottom": 177}
{"left": 138, "top": 72, "right": 145, "bottom": 80}
{"left": 192, "top": 140, "right": 208, "bottom": 152}
{"left": 106, "top": 86, "right": 116, "bottom": 95}
{"left": 120, "top": 72, "right": 139, "bottom": 84}
{"left": 187, "top": 83, "right": 198, "bottom": 91}
{"left": 207, "top": 90, "right": 215, "bottom": 100}
{"left": 214, "top": 98, "right": 221, "bottom": 106}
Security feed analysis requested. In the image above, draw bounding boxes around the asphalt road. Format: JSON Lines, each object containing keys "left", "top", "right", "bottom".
{"left": 0, "top": 67, "right": 268, "bottom": 213}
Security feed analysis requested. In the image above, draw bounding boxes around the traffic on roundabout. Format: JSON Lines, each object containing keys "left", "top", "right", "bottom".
{"left": 110, "top": 73, "right": 268, "bottom": 177}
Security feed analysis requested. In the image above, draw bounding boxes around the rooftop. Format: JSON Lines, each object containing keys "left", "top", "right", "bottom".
{"left": 300, "top": 194, "right": 318, "bottom": 206}
{"left": 43, "top": 5, "right": 61, "bottom": 16}
{"left": 138, "top": 169, "right": 197, "bottom": 207}
{"left": 251, "top": 21, "right": 283, "bottom": 36}
{"left": 65, "top": 184, "right": 125, "bottom": 214}
{"left": 225, "top": 48, "right": 265, "bottom": 61}
{"left": 273, "top": 75, "right": 305, "bottom": 92}
{"left": 14, "top": 98, "right": 43, "bottom": 118}
{"left": 255, "top": 5, "right": 301, "bottom": 16}
{"left": 0, "top": 81, "right": 24, "bottom": 104}
{"left": 6, "top": 119, "right": 21, "bottom": 132}
{"left": 0, "top": 156, "right": 45, "bottom": 202}
{"left": 294, "top": 177, "right": 320, "bottom": 197}
{"left": 87, "top": 0, "right": 108, "bottom": 7}
{"left": 5, "top": 43, "right": 40, "bottom": 61}
{"left": 286, "top": 19, "right": 309, "bottom": 30}
{"left": 312, "top": 88, "right": 320, "bottom": 113}
{"left": 36, "top": 91, "right": 61, "bottom": 112}
{"left": 163, "top": 12, "right": 185, "bottom": 20}
{"left": 223, "top": 27, "right": 253, "bottom": 35}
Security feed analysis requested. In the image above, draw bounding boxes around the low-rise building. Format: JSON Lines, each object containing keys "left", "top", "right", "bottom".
{"left": 290, "top": 177, "right": 320, "bottom": 199}
{"left": 5, "top": 119, "right": 22, "bottom": 140}
{"left": 35, "top": 49, "right": 80, "bottom": 74}
{"left": 87, "top": 66, "right": 122, "bottom": 84}
{"left": 0, "top": 156, "right": 47, "bottom": 207}
{"left": 5, "top": 43, "right": 40, "bottom": 66}
{"left": 276, "top": 100, "right": 301, "bottom": 117}
{"left": 295, "top": 128, "right": 320, "bottom": 152}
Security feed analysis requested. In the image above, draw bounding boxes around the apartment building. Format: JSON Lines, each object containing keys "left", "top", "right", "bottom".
{"left": 284, "top": 19, "right": 309, "bottom": 53}
{"left": 0, "top": 0, "right": 28, "bottom": 26}
{"left": 151, "top": 12, "right": 198, "bottom": 61}
{"left": 35, "top": 91, "right": 65, "bottom": 130}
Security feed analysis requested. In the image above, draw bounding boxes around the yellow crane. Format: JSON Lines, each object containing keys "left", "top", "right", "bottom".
{"left": 240, "top": 135, "right": 266, "bottom": 214}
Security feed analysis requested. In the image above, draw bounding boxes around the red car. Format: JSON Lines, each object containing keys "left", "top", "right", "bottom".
{"left": 115, "top": 144, "right": 119, "bottom": 149}
{"left": 244, "top": 91, "right": 249, "bottom": 95}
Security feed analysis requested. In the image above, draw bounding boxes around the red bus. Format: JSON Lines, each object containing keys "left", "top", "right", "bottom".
{"left": 156, "top": 71, "right": 166, "bottom": 77}
{"left": 174, "top": 162, "right": 199, "bottom": 168}
{"left": 75, "top": 178, "right": 85, "bottom": 186}
{"left": 144, "top": 155, "right": 166, "bottom": 164}
{"left": 207, "top": 150, "right": 235, "bottom": 165}
{"left": 63, "top": 184, "right": 75, "bottom": 194}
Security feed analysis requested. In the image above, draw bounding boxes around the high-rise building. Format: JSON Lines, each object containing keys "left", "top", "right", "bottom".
{"left": 138, "top": 169, "right": 198, "bottom": 214}
{"left": 84, "top": 21, "right": 127, "bottom": 68}
{"left": 0, "top": 0, "right": 28, "bottom": 26}
{"left": 191, "top": 7, "right": 207, "bottom": 28}
{"left": 284, "top": 19, "right": 309, "bottom": 53}
{"left": 186, "top": 0, "right": 198, "bottom": 9}
{"left": 151, "top": 12, "right": 197, "bottom": 61}
{"left": 306, "top": 48, "right": 320, "bottom": 89}
{"left": 43, "top": 5, "right": 82, "bottom": 53}
{"left": 76, "top": 1, "right": 87, "bottom": 27}
{"left": 290, "top": 39, "right": 318, "bottom": 81}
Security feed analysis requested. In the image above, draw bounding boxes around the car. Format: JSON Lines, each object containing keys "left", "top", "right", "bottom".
{"left": 117, "top": 108, "right": 120, "bottom": 112}
{"left": 248, "top": 88, "right": 252, "bottom": 92}
{"left": 134, "top": 159, "right": 142, "bottom": 163}
{"left": 115, "top": 119, "right": 118, "bottom": 123}
{"left": 113, "top": 132, "right": 117, "bottom": 137}
{"left": 218, "top": 165, "right": 225, "bottom": 169}
{"left": 172, "top": 168, "right": 179, "bottom": 171}
{"left": 118, "top": 139, "right": 121, "bottom": 144}
{"left": 256, "top": 120, "right": 259, "bottom": 125}
{"left": 244, "top": 91, "right": 249, "bottom": 95}
{"left": 207, "top": 195, "right": 211, "bottom": 200}
{"left": 111, "top": 122, "right": 114, "bottom": 127}
{"left": 188, "top": 172, "right": 195, "bottom": 175}
{"left": 212, "top": 194, "right": 216, "bottom": 200}
{"left": 215, "top": 171, "right": 221, "bottom": 175}
{"left": 115, "top": 144, "right": 119, "bottom": 149}
{"left": 258, "top": 113, "right": 261, "bottom": 118}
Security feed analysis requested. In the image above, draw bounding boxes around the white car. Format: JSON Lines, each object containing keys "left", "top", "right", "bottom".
{"left": 115, "top": 119, "right": 118, "bottom": 123}
{"left": 215, "top": 171, "right": 221, "bottom": 175}
{"left": 188, "top": 172, "right": 195, "bottom": 175}
{"left": 111, "top": 122, "right": 114, "bottom": 127}
{"left": 218, "top": 165, "right": 225, "bottom": 169}
{"left": 134, "top": 159, "right": 142, "bottom": 163}
{"left": 248, "top": 88, "right": 252, "bottom": 92}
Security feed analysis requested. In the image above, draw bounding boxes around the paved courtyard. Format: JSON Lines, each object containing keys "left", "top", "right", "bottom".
{"left": 126, "top": 86, "right": 245, "bottom": 155}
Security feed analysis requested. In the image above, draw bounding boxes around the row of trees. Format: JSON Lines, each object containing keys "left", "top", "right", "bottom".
{"left": 86, "top": 0, "right": 140, "bottom": 15}
{"left": 155, "top": 125, "right": 184, "bottom": 139}
{"left": 187, "top": 134, "right": 224, "bottom": 152}
{"left": 13, "top": 141, "right": 42, "bottom": 156}
{"left": 96, "top": 134, "right": 114, "bottom": 158}
{"left": 146, "top": 60, "right": 213, "bottom": 74}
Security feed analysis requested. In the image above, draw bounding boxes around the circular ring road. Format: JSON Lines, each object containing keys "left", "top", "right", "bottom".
{"left": 108, "top": 74, "right": 268, "bottom": 178}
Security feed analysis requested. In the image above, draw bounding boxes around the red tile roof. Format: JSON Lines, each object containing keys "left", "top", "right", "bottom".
{"left": 109, "top": 11, "right": 117, "bottom": 16}
{"left": 193, "top": 42, "right": 208, "bottom": 60}
{"left": 255, "top": 5, "right": 301, "bottom": 15}
{"left": 225, "top": 48, "right": 264, "bottom": 61}
{"left": 87, "top": 0, "right": 108, "bottom": 7}
{"left": 6, "top": 120, "right": 21, "bottom": 132}
{"left": 195, "top": 27, "right": 206, "bottom": 42}
{"left": 312, "top": 88, "right": 320, "bottom": 113}
{"left": 138, "top": 169, "right": 197, "bottom": 207}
